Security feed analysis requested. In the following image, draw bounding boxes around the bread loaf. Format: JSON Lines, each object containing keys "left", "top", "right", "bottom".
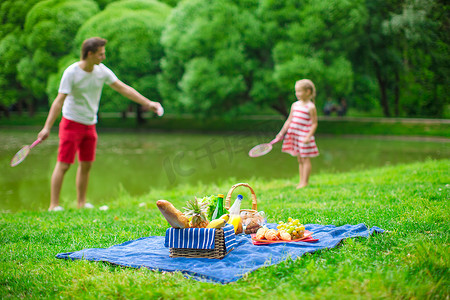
{"left": 244, "top": 219, "right": 262, "bottom": 234}
{"left": 255, "top": 227, "right": 267, "bottom": 239}
{"left": 156, "top": 200, "right": 189, "bottom": 229}
{"left": 264, "top": 229, "right": 279, "bottom": 241}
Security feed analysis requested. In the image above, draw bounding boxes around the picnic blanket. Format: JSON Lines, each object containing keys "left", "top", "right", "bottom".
{"left": 56, "top": 223, "right": 384, "bottom": 284}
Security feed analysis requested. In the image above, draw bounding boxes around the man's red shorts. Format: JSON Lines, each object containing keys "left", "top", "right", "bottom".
{"left": 58, "top": 117, "right": 98, "bottom": 164}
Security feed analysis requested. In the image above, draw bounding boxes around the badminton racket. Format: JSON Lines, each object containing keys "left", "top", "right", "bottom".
{"left": 10, "top": 139, "right": 42, "bottom": 167}
{"left": 248, "top": 137, "right": 281, "bottom": 157}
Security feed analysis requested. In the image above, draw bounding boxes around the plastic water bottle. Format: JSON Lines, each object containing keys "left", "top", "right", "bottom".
{"left": 228, "top": 195, "right": 243, "bottom": 233}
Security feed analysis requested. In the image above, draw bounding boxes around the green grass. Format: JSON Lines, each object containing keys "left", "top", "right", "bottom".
{"left": 1, "top": 159, "right": 449, "bottom": 299}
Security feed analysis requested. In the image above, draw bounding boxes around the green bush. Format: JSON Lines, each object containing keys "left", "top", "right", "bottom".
{"left": 159, "top": 0, "right": 368, "bottom": 117}
{"left": 17, "top": 0, "right": 99, "bottom": 102}
{"left": 0, "top": 0, "right": 45, "bottom": 110}
{"left": 158, "top": 0, "right": 262, "bottom": 116}
{"left": 57, "top": 0, "right": 172, "bottom": 112}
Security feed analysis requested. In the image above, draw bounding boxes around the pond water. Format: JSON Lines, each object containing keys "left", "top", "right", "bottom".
{"left": 1, "top": 129, "right": 448, "bottom": 212}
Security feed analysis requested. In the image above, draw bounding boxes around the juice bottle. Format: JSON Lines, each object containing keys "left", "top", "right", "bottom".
{"left": 212, "top": 194, "right": 224, "bottom": 220}
{"left": 228, "top": 194, "right": 243, "bottom": 233}
{"left": 229, "top": 215, "right": 241, "bottom": 233}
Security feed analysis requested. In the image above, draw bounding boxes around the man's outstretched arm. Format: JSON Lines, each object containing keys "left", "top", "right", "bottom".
{"left": 110, "top": 80, "right": 162, "bottom": 113}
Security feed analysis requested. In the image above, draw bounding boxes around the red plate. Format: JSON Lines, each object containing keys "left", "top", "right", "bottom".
{"left": 251, "top": 230, "right": 315, "bottom": 244}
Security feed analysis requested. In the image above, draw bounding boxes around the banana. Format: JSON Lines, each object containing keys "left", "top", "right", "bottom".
{"left": 219, "top": 214, "right": 230, "bottom": 222}
{"left": 206, "top": 218, "right": 226, "bottom": 229}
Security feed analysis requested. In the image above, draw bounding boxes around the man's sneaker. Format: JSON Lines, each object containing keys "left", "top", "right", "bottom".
{"left": 84, "top": 203, "right": 94, "bottom": 209}
{"left": 49, "top": 206, "right": 64, "bottom": 212}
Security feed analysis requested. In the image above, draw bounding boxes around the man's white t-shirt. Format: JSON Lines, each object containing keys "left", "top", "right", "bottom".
{"left": 59, "top": 62, "right": 118, "bottom": 125}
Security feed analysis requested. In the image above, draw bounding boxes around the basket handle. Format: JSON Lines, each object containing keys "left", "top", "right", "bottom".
{"left": 224, "top": 183, "right": 257, "bottom": 211}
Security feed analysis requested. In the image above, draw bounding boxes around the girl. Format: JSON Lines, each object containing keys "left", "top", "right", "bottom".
{"left": 276, "top": 79, "right": 319, "bottom": 189}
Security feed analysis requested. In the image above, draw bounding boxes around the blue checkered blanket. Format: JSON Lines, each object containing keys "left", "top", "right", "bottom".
{"left": 56, "top": 223, "right": 384, "bottom": 284}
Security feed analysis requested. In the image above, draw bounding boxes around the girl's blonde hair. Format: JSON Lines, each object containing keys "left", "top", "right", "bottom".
{"left": 296, "top": 79, "right": 316, "bottom": 102}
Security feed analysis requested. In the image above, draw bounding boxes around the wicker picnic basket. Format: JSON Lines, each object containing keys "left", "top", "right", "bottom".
{"left": 224, "top": 182, "right": 258, "bottom": 216}
{"left": 169, "top": 228, "right": 230, "bottom": 259}
{"left": 169, "top": 183, "right": 258, "bottom": 258}
{"left": 225, "top": 183, "right": 263, "bottom": 234}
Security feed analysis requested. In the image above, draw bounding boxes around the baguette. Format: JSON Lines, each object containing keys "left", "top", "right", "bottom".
{"left": 156, "top": 200, "right": 189, "bottom": 229}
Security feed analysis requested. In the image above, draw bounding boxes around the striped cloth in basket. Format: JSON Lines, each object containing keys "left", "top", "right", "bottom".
{"left": 164, "top": 224, "right": 236, "bottom": 251}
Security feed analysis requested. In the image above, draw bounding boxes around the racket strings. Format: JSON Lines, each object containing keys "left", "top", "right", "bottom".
{"left": 11, "top": 147, "right": 30, "bottom": 166}
{"left": 249, "top": 144, "right": 272, "bottom": 157}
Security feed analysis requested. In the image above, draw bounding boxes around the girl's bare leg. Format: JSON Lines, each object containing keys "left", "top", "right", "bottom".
{"left": 76, "top": 161, "right": 93, "bottom": 208}
{"left": 296, "top": 155, "right": 304, "bottom": 188}
{"left": 49, "top": 161, "right": 71, "bottom": 210}
{"left": 298, "top": 157, "right": 311, "bottom": 188}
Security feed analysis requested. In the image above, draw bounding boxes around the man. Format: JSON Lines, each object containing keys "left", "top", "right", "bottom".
{"left": 38, "top": 37, "right": 163, "bottom": 211}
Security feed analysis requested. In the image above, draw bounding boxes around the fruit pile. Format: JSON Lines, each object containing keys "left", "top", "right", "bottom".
{"left": 276, "top": 217, "right": 305, "bottom": 239}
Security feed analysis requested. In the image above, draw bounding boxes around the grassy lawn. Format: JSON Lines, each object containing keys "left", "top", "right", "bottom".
{"left": 0, "top": 159, "right": 448, "bottom": 299}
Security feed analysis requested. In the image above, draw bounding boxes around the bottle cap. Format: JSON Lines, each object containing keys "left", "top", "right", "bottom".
{"left": 218, "top": 194, "right": 224, "bottom": 198}
{"left": 237, "top": 194, "right": 243, "bottom": 200}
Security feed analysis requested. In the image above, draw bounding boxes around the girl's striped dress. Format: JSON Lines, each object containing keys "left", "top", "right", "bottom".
{"left": 282, "top": 101, "right": 319, "bottom": 157}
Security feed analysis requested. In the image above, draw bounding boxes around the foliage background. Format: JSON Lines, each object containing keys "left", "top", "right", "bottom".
{"left": 0, "top": 0, "right": 448, "bottom": 119}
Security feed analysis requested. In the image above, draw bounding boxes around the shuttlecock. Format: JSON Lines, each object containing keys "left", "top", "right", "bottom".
{"left": 157, "top": 105, "right": 164, "bottom": 117}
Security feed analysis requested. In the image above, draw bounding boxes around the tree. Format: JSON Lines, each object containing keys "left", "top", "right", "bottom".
{"left": 158, "top": 0, "right": 263, "bottom": 117}
{"left": 0, "top": 0, "right": 42, "bottom": 115}
{"left": 16, "top": 0, "right": 99, "bottom": 114}
{"left": 92, "top": 0, "right": 121, "bottom": 9}
{"left": 352, "top": 0, "right": 449, "bottom": 117}
{"left": 257, "top": 0, "right": 368, "bottom": 115}
{"left": 0, "top": 31, "right": 27, "bottom": 116}
{"left": 159, "top": 0, "right": 367, "bottom": 117}
{"left": 383, "top": 0, "right": 449, "bottom": 117}
{"left": 92, "top": 0, "right": 178, "bottom": 10}
{"left": 53, "top": 0, "right": 172, "bottom": 123}
{"left": 0, "top": 0, "right": 42, "bottom": 39}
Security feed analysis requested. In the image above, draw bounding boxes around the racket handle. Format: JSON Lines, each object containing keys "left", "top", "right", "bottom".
{"left": 30, "top": 138, "right": 42, "bottom": 149}
{"left": 270, "top": 137, "right": 280, "bottom": 144}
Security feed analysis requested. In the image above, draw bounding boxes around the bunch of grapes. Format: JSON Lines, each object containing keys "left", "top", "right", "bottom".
{"left": 276, "top": 217, "right": 305, "bottom": 239}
